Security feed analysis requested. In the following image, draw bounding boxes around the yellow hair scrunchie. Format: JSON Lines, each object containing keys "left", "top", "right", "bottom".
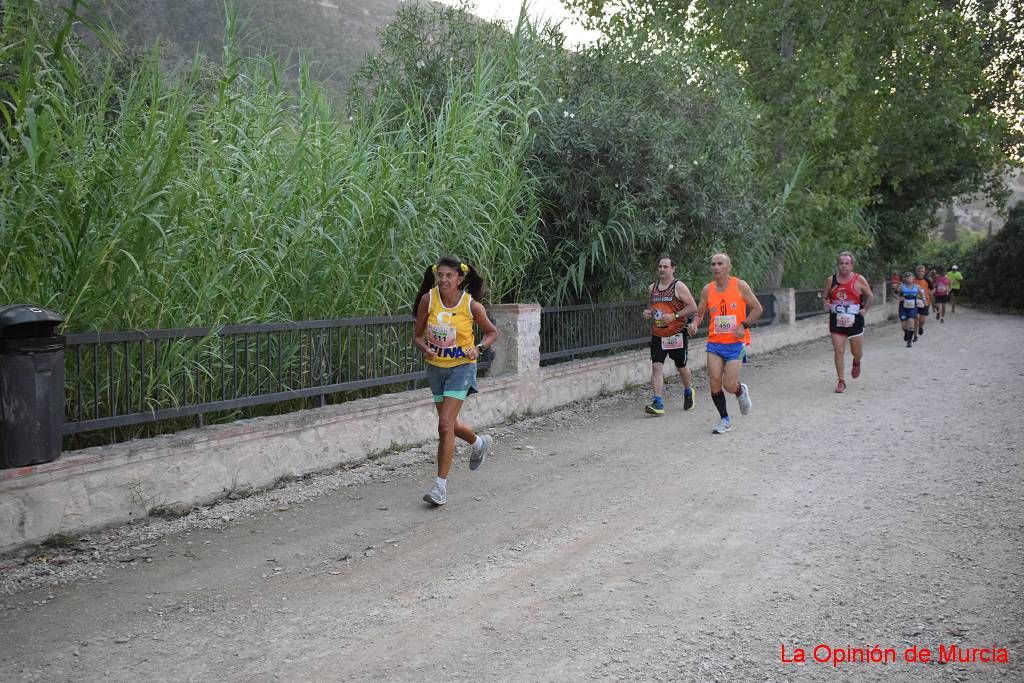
{"left": 432, "top": 263, "right": 470, "bottom": 275}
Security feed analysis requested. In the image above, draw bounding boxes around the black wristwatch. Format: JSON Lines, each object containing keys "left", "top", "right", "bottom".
{"left": 741, "top": 321, "right": 751, "bottom": 329}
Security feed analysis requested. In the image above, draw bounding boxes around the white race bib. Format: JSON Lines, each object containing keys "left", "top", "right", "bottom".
{"left": 714, "top": 315, "right": 737, "bottom": 334}
{"left": 836, "top": 313, "right": 855, "bottom": 328}
{"left": 661, "top": 333, "right": 685, "bottom": 350}
{"left": 901, "top": 299, "right": 916, "bottom": 309}
{"left": 427, "top": 323, "right": 456, "bottom": 349}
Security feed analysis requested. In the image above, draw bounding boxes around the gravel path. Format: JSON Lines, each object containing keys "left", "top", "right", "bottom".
{"left": 1, "top": 308, "right": 1022, "bottom": 681}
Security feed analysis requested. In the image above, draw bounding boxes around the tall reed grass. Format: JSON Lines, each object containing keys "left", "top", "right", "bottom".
{"left": 1, "top": 1, "right": 540, "bottom": 333}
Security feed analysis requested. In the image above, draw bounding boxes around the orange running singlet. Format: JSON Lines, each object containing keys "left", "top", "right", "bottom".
{"left": 707, "top": 277, "right": 750, "bottom": 345}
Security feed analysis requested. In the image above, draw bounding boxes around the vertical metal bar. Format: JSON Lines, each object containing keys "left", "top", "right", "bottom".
{"left": 297, "top": 330, "right": 303, "bottom": 390}
{"left": 154, "top": 338, "right": 161, "bottom": 411}
{"left": 107, "top": 343, "right": 115, "bottom": 416}
{"left": 93, "top": 343, "right": 100, "bottom": 420}
{"left": 244, "top": 333, "right": 250, "bottom": 397}
{"left": 255, "top": 331, "right": 261, "bottom": 395}
{"left": 342, "top": 325, "right": 350, "bottom": 385}
{"left": 139, "top": 339, "right": 145, "bottom": 413}
{"left": 276, "top": 331, "right": 283, "bottom": 393}
{"left": 195, "top": 339, "right": 202, "bottom": 406}
{"left": 232, "top": 334, "right": 239, "bottom": 399}
{"left": 219, "top": 334, "right": 225, "bottom": 403}
{"left": 123, "top": 341, "right": 130, "bottom": 418}
{"left": 75, "top": 344, "right": 83, "bottom": 423}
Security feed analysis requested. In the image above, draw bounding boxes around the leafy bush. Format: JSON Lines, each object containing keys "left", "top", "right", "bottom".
{"left": 962, "top": 202, "right": 1024, "bottom": 309}
{"left": 358, "top": 4, "right": 779, "bottom": 301}
{"left": 528, "top": 46, "right": 777, "bottom": 300}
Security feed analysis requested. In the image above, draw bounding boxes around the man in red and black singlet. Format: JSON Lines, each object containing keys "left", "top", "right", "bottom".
{"left": 641, "top": 256, "right": 698, "bottom": 415}
{"left": 823, "top": 251, "right": 873, "bottom": 394}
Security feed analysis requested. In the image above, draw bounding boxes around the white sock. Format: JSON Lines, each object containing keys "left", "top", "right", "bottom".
{"left": 435, "top": 476, "right": 446, "bottom": 489}
{"left": 472, "top": 436, "right": 484, "bottom": 451}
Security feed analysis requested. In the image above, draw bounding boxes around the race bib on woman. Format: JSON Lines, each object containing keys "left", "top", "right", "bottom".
{"left": 661, "top": 333, "right": 685, "bottom": 350}
{"left": 902, "top": 299, "right": 916, "bottom": 309}
{"left": 836, "top": 313, "right": 855, "bottom": 328}
{"left": 427, "top": 323, "right": 456, "bottom": 349}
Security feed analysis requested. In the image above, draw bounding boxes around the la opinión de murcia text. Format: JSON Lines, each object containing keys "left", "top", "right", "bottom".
{"left": 780, "top": 643, "right": 1010, "bottom": 667}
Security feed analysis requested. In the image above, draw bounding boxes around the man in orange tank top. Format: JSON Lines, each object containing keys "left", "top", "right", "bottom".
{"left": 822, "top": 251, "right": 873, "bottom": 393}
{"left": 688, "top": 253, "right": 763, "bottom": 434}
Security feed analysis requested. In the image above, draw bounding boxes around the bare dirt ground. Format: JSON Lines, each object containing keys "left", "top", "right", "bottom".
{"left": 1, "top": 308, "right": 1022, "bottom": 682}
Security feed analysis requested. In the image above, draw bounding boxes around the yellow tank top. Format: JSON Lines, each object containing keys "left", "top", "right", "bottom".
{"left": 425, "top": 288, "right": 476, "bottom": 368}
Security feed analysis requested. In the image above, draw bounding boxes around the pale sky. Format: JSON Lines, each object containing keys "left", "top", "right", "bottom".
{"left": 433, "top": 0, "right": 601, "bottom": 47}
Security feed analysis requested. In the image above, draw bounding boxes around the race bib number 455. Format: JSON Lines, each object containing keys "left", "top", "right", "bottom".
{"left": 661, "top": 333, "right": 685, "bottom": 350}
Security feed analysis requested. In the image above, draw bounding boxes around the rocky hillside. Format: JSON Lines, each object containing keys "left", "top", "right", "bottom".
{"left": 71, "top": 0, "right": 409, "bottom": 93}
{"left": 946, "top": 169, "right": 1024, "bottom": 236}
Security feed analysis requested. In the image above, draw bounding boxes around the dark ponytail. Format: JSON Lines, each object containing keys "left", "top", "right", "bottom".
{"left": 411, "top": 254, "right": 487, "bottom": 315}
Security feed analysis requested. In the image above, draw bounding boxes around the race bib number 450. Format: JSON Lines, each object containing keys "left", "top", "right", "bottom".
{"left": 714, "top": 315, "right": 737, "bottom": 334}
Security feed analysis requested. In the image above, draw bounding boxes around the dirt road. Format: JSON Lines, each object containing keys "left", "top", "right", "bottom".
{"left": 2, "top": 308, "right": 1022, "bottom": 681}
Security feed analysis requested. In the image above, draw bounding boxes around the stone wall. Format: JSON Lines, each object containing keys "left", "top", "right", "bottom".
{"left": 0, "top": 291, "right": 894, "bottom": 552}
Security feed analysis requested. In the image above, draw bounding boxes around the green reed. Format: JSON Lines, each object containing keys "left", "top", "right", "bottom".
{"left": 1, "top": 1, "right": 540, "bottom": 334}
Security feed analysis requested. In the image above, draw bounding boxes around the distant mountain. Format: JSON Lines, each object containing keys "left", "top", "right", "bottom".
{"left": 68, "top": 0, "right": 411, "bottom": 94}
{"left": 940, "top": 169, "right": 1024, "bottom": 238}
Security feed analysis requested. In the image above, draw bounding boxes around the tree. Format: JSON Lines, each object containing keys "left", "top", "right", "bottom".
{"left": 962, "top": 200, "right": 1024, "bottom": 308}
{"left": 568, "top": 0, "right": 1023, "bottom": 283}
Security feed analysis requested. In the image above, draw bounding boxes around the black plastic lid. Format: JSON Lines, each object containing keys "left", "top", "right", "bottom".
{"left": 0, "top": 305, "right": 65, "bottom": 330}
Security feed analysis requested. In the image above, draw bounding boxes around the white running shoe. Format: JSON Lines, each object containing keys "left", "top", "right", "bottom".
{"left": 422, "top": 482, "right": 447, "bottom": 506}
{"left": 737, "top": 383, "right": 752, "bottom": 415}
{"left": 470, "top": 435, "right": 492, "bottom": 471}
{"left": 712, "top": 418, "right": 732, "bottom": 434}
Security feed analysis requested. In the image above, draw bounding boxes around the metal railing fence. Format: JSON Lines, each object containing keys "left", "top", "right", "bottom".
{"left": 64, "top": 316, "right": 491, "bottom": 438}
{"left": 795, "top": 288, "right": 827, "bottom": 320}
{"left": 755, "top": 293, "right": 776, "bottom": 327}
{"left": 539, "top": 301, "right": 653, "bottom": 364}
{"left": 540, "top": 292, "right": 777, "bottom": 366}
{"left": 64, "top": 291, "right": 785, "bottom": 439}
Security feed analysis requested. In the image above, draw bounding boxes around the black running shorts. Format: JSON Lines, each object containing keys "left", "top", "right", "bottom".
{"left": 829, "top": 312, "right": 865, "bottom": 337}
{"left": 650, "top": 334, "right": 688, "bottom": 367}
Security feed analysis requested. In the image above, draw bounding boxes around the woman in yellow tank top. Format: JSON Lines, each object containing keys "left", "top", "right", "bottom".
{"left": 412, "top": 255, "right": 499, "bottom": 506}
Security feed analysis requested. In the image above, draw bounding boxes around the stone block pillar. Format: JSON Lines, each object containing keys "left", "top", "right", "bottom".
{"left": 773, "top": 288, "right": 796, "bottom": 325}
{"left": 487, "top": 304, "right": 541, "bottom": 376}
{"left": 873, "top": 281, "right": 886, "bottom": 305}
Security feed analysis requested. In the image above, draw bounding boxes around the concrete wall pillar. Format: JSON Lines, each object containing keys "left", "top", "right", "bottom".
{"left": 872, "top": 281, "right": 886, "bottom": 305}
{"left": 773, "top": 288, "right": 796, "bottom": 325}
{"left": 487, "top": 304, "right": 541, "bottom": 376}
